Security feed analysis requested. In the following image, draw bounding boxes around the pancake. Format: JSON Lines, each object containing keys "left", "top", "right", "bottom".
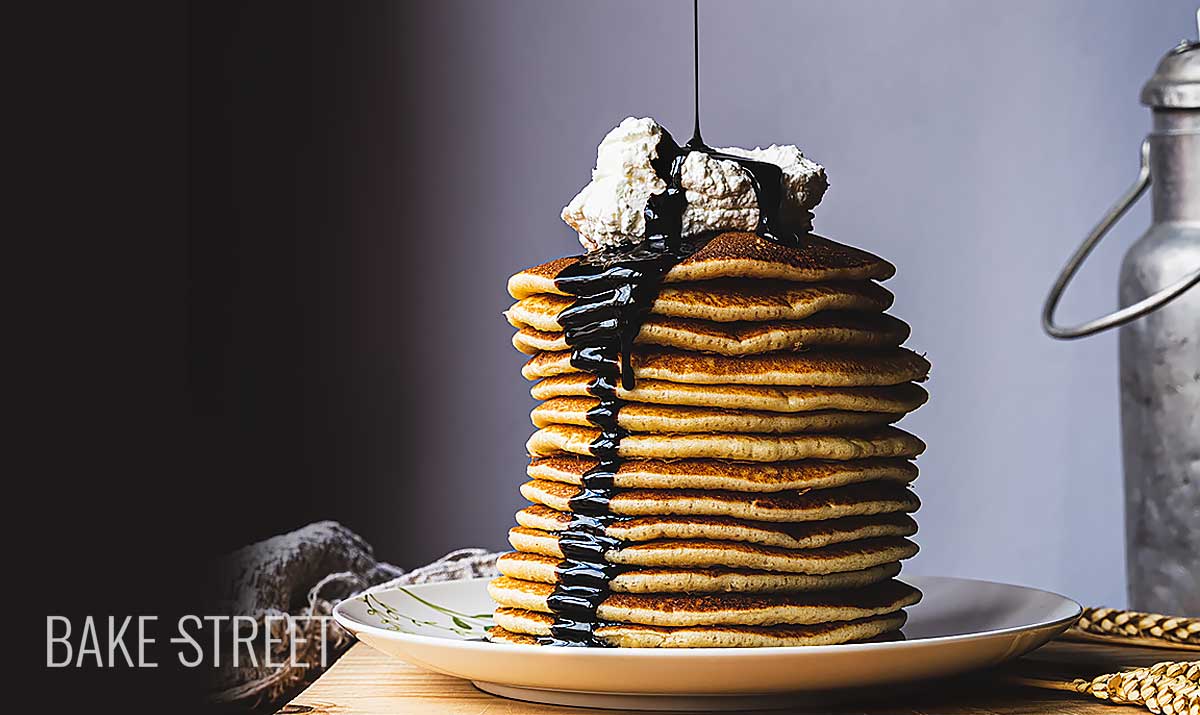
{"left": 502, "top": 227, "right": 927, "bottom": 647}
{"left": 527, "top": 425, "right": 927, "bottom": 461}
{"left": 511, "top": 312, "right": 910, "bottom": 356}
{"left": 488, "top": 576, "right": 921, "bottom": 626}
{"left": 497, "top": 551, "right": 903, "bottom": 593}
{"left": 508, "top": 529, "right": 918, "bottom": 574}
{"left": 506, "top": 233, "right": 896, "bottom": 299}
{"left": 515, "top": 507, "right": 919, "bottom": 549}
{"left": 488, "top": 610, "right": 908, "bottom": 647}
{"left": 531, "top": 397, "right": 904, "bottom": 434}
{"left": 531, "top": 376, "right": 929, "bottom": 414}
{"left": 505, "top": 280, "right": 893, "bottom": 326}
{"left": 528, "top": 455, "right": 918, "bottom": 492}
{"left": 522, "top": 347, "right": 931, "bottom": 386}
{"left": 518, "top": 481, "right": 921, "bottom": 522}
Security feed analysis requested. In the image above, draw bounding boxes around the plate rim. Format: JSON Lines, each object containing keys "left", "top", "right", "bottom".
{"left": 332, "top": 574, "right": 1082, "bottom": 657}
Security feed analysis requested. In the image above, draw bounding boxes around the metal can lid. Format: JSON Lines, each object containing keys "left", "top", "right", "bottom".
{"left": 1141, "top": 38, "right": 1199, "bottom": 108}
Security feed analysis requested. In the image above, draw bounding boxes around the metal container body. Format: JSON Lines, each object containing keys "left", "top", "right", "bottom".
{"left": 1118, "top": 109, "right": 1200, "bottom": 615}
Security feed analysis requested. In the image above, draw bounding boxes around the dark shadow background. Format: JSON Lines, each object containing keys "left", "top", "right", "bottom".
{"left": 188, "top": 1, "right": 416, "bottom": 554}
{"left": 22, "top": 2, "right": 423, "bottom": 712}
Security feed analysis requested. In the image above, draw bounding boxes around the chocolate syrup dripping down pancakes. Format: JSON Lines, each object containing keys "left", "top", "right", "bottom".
{"left": 490, "top": 117, "right": 928, "bottom": 648}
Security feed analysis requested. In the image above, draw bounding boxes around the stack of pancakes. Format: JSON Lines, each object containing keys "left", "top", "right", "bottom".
{"left": 489, "top": 232, "right": 930, "bottom": 647}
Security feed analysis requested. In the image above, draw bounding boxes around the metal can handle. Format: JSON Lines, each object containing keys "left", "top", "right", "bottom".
{"left": 1042, "top": 138, "right": 1200, "bottom": 340}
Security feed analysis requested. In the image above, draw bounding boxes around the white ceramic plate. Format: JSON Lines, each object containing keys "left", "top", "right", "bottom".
{"left": 333, "top": 575, "right": 1080, "bottom": 711}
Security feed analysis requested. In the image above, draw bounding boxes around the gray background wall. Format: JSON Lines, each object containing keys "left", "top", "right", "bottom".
{"left": 358, "top": 0, "right": 1197, "bottom": 608}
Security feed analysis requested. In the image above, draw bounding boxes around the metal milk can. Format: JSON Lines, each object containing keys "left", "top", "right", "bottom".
{"left": 1043, "top": 30, "right": 1200, "bottom": 615}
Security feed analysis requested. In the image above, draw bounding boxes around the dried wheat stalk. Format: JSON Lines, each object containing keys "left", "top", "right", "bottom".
{"left": 1072, "top": 660, "right": 1199, "bottom": 715}
{"left": 1067, "top": 607, "right": 1200, "bottom": 651}
{"left": 1013, "top": 661, "right": 1199, "bottom": 715}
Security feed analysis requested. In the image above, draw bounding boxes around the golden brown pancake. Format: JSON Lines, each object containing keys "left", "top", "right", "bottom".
{"left": 488, "top": 610, "right": 908, "bottom": 647}
{"left": 531, "top": 376, "right": 929, "bottom": 414}
{"left": 497, "top": 551, "right": 903, "bottom": 593}
{"left": 522, "top": 347, "right": 931, "bottom": 386}
{"left": 518, "top": 480, "right": 921, "bottom": 523}
{"left": 527, "top": 455, "right": 918, "bottom": 492}
{"left": 488, "top": 576, "right": 921, "bottom": 626}
{"left": 506, "top": 233, "right": 896, "bottom": 299}
{"left": 506, "top": 279, "right": 893, "bottom": 325}
{"left": 531, "top": 397, "right": 904, "bottom": 434}
{"left": 515, "top": 507, "right": 919, "bottom": 549}
{"left": 508, "top": 529, "right": 918, "bottom": 574}
{"left": 527, "top": 424, "right": 927, "bottom": 462}
{"left": 511, "top": 315, "right": 910, "bottom": 356}
{"left": 511, "top": 312, "right": 911, "bottom": 356}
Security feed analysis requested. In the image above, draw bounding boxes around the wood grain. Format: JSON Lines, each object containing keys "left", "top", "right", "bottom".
{"left": 283, "top": 640, "right": 1192, "bottom": 714}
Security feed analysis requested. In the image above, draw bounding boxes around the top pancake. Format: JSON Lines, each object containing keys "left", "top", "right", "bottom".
{"left": 507, "top": 233, "right": 896, "bottom": 299}
{"left": 506, "top": 280, "right": 893, "bottom": 326}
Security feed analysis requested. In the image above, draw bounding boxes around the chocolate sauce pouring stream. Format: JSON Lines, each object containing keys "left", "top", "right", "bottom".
{"left": 541, "top": 0, "right": 800, "bottom": 647}
{"left": 690, "top": 0, "right": 702, "bottom": 148}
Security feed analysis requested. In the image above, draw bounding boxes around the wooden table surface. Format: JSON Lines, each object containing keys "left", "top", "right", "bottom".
{"left": 281, "top": 638, "right": 1193, "bottom": 714}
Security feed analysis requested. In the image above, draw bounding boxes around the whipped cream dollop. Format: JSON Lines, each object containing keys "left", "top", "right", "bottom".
{"left": 562, "top": 117, "right": 827, "bottom": 252}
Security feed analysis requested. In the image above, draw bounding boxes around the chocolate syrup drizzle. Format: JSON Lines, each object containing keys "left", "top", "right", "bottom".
{"left": 540, "top": 0, "right": 804, "bottom": 646}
